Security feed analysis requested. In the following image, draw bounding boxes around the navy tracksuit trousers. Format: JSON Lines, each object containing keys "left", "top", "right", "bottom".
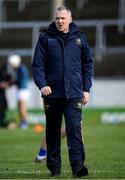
{"left": 44, "top": 98, "right": 85, "bottom": 174}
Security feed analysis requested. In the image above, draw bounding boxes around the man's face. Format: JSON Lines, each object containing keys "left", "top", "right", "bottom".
{"left": 54, "top": 10, "right": 72, "bottom": 33}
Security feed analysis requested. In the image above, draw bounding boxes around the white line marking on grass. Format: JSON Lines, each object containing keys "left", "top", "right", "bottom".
{"left": 16, "top": 169, "right": 48, "bottom": 175}
{"left": 92, "top": 169, "right": 125, "bottom": 174}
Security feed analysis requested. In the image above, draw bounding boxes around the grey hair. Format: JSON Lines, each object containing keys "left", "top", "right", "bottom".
{"left": 54, "top": 6, "right": 72, "bottom": 18}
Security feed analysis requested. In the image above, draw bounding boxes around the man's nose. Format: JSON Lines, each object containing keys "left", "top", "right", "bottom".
{"left": 58, "top": 18, "right": 62, "bottom": 23}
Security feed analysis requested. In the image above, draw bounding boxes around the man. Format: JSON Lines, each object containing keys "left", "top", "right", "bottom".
{"left": 32, "top": 6, "right": 93, "bottom": 177}
{"left": 8, "top": 54, "right": 30, "bottom": 129}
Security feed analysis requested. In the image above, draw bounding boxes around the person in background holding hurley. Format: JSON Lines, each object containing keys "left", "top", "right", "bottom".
{"left": 8, "top": 54, "right": 30, "bottom": 129}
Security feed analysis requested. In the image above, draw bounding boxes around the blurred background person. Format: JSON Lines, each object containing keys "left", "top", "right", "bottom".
{"left": 35, "top": 126, "right": 66, "bottom": 162}
{"left": 0, "top": 59, "right": 15, "bottom": 128}
{"left": 8, "top": 54, "right": 30, "bottom": 129}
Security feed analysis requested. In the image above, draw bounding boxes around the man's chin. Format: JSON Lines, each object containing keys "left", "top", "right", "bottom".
{"left": 57, "top": 27, "right": 64, "bottom": 32}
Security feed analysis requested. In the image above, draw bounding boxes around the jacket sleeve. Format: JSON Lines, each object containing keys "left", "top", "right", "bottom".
{"left": 81, "top": 33, "right": 93, "bottom": 92}
{"left": 32, "top": 33, "right": 47, "bottom": 90}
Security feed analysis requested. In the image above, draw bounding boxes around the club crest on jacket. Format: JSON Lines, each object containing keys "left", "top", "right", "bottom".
{"left": 76, "top": 38, "right": 82, "bottom": 46}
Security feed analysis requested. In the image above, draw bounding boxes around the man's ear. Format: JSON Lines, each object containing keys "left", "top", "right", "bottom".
{"left": 70, "top": 17, "right": 72, "bottom": 23}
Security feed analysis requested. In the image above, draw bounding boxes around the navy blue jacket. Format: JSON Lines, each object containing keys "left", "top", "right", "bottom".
{"left": 32, "top": 22, "right": 93, "bottom": 99}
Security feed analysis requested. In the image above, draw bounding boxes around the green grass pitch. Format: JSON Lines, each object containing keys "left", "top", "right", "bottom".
{"left": 0, "top": 108, "right": 125, "bottom": 179}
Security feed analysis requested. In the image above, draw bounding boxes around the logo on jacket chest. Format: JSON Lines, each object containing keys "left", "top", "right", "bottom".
{"left": 48, "top": 38, "right": 57, "bottom": 42}
{"left": 76, "top": 38, "right": 82, "bottom": 47}
{"left": 48, "top": 38, "right": 58, "bottom": 47}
